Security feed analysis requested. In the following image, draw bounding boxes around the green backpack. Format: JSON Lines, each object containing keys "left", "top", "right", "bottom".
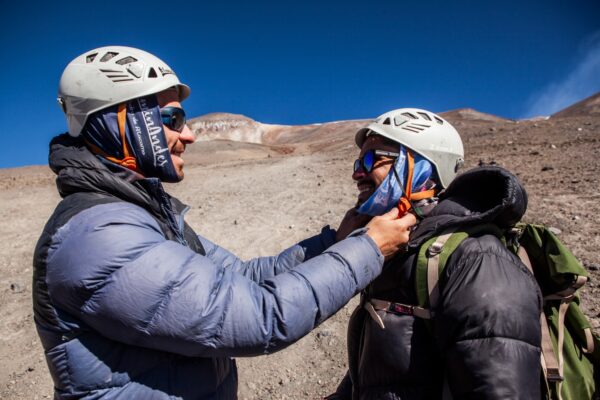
{"left": 412, "top": 223, "right": 600, "bottom": 400}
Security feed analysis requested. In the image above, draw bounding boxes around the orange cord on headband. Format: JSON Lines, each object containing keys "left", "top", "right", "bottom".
{"left": 397, "top": 150, "right": 436, "bottom": 216}
{"left": 114, "top": 103, "right": 139, "bottom": 171}
{"left": 84, "top": 103, "right": 143, "bottom": 174}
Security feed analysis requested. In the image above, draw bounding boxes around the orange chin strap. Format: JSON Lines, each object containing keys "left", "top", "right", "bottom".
{"left": 397, "top": 150, "right": 436, "bottom": 216}
{"left": 84, "top": 103, "right": 143, "bottom": 174}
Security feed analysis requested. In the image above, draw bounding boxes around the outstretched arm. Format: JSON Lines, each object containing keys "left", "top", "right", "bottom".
{"left": 198, "top": 226, "right": 337, "bottom": 283}
{"left": 199, "top": 206, "right": 407, "bottom": 283}
{"left": 46, "top": 203, "right": 413, "bottom": 358}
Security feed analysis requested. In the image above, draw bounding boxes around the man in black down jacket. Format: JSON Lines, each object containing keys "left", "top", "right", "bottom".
{"left": 329, "top": 108, "right": 542, "bottom": 399}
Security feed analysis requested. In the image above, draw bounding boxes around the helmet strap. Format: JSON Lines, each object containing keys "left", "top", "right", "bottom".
{"left": 115, "top": 103, "right": 140, "bottom": 172}
{"left": 411, "top": 189, "right": 436, "bottom": 201}
{"left": 394, "top": 150, "right": 436, "bottom": 219}
{"left": 396, "top": 150, "right": 414, "bottom": 216}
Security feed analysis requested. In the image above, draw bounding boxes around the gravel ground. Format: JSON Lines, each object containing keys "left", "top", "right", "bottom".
{"left": 0, "top": 112, "right": 598, "bottom": 399}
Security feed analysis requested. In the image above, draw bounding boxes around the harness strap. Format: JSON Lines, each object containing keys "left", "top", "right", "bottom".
{"left": 555, "top": 299, "right": 573, "bottom": 399}
{"left": 517, "top": 246, "right": 533, "bottom": 273}
{"left": 364, "top": 301, "right": 385, "bottom": 329}
{"left": 540, "top": 348, "right": 553, "bottom": 395}
{"left": 583, "top": 328, "right": 595, "bottom": 354}
{"left": 540, "top": 274, "right": 588, "bottom": 393}
{"left": 544, "top": 275, "right": 587, "bottom": 301}
{"left": 517, "top": 245, "right": 564, "bottom": 384}
{"left": 540, "top": 312, "right": 563, "bottom": 382}
{"left": 365, "top": 299, "right": 432, "bottom": 329}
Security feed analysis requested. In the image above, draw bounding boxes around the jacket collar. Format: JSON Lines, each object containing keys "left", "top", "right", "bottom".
{"left": 408, "top": 166, "right": 528, "bottom": 250}
{"left": 49, "top": 133, "right": 188, "bottom": 220}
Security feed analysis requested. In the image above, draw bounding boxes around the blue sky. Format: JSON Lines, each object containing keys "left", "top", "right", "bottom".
{"left": 1, "top": 0, "right": 599, "bottom": 168}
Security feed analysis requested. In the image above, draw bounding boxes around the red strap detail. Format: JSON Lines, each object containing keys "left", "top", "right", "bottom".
{"left": 410, "top": 189, "right": 436, "bottom": 201}
{"left": 405, "top": 151, "right": 414, "bottom": 199}
{"left": 397, "top": 197, "right": 412, "bottom": 216}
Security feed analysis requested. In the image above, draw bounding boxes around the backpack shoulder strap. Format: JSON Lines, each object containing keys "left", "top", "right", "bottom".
{"left": 362, "top": 228, "right": 471, "bottom": 328}
{"left": 415, "top": 224, "right": 502, "bottom": 310}
{"left": 364, "top": 224, "right": 501, "bottom": 329}
{"left": 517, "top": 246, "right": 564, "bottom": 383}
{"left": 416, "top": 228, "right": 463, "bottom": 310}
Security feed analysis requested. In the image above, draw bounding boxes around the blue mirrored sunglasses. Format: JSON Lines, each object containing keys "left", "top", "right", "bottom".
{"left": 353, "top": 149, "right": 399, "bottom": 173}
{"left": 160, "top": 106, "right": 187, "bottom": 132}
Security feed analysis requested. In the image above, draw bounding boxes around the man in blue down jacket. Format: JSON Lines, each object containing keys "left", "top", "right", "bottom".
{"left": 327, "top": 108, "right": 542, "bottom": 399}
{"left": 33, "top": 46, "right": 416, "bottom": 399}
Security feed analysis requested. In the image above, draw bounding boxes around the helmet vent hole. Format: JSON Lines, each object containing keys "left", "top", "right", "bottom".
{"left": 383, "top": 118, "right": 391, "bottom": 125}
{"left": 394, "top": 117, "right": 407, "bottom": 126}
{"left": 86, "top": 53, "right": 98, "bottom": 63}
{"left": 99, "top": 68, "right": 135, "bottom": 82}
{"left": 116, "top": 56, "right": 137, "bottom": 65}
{"left": 417, "top": 112, "right": 431, "bottom": 121}
{"left": 401, "top": 112, "right": 417, "bottom": 119}
{"left": 148, "top": 68, "right": 158, "bottom": 78}
{"left": 434, "top": 116, "right": 444, "bottom": 125}
{"left": 100, "top": 52, "right": 119, "bottom": 62}
{"left": 402, "top": 126, "right": 421, "bottom": 133}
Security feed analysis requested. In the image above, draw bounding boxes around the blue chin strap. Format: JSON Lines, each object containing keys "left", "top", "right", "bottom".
{"left": 357, "top": 146, "right": 434, "bottom": 216}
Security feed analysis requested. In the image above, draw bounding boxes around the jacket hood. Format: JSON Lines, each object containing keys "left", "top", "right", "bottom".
{"left": 409, "top": 166, "right": 528, "bottom": 249}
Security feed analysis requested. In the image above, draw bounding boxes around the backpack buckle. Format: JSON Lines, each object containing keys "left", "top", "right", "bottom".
{"left": 506, "top": 227, "right": 522, "bottom": 248}
{"left": 427, "top": 242, "right": 444, "bottom": 257}
{"left": 388, "top": 303, "right": 416, "bottom": 316}
{"left": 546, "top": 368, "right": 564, "bottom": 382}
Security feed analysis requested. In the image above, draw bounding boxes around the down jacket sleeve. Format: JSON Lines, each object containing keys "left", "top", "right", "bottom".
{"left": 434, "top": 235, "right": 542, "bottom": 399}
{"left": 197, "top": 226, "right": 337, "bottom": 283}
{"left": 45, "top": 202, "right": 383, "bottom": 357}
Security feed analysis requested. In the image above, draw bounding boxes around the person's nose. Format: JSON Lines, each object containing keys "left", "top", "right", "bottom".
{"left": 179, "top": 124, "right": 195, "bottom": 144}
{"left": 352, "top": 166, "right": 366, "bottom": 181}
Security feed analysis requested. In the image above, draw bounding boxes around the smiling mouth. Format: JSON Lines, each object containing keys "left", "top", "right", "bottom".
{"left": 171, "top": 147, "right": 185, "bottom": 158}
{"left": 358, "top": 184, "right": 372, "bottom": 194}
{"left": 357, "top": 182, "right": 374, "bottom": 201}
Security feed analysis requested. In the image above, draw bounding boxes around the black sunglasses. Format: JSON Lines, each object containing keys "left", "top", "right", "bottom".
{"left": 160, "top": 106, "right": 187, "bottom": 132}
{"left": 353, "top": 149, "right": 399, "bottom": 173}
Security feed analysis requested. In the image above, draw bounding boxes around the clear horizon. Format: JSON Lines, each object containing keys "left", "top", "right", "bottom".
{"left": 1, "top": 0, "right": 599, "bottom": 168}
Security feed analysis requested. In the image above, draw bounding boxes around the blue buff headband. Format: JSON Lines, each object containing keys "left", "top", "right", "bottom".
{"left": 81, "top": 95, "right": 179, "bottom": 182}
{"left": 357, "top": 146, "right": 434, "bottom": 216}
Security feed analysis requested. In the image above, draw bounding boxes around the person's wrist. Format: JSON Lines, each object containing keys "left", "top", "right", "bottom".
{"left": 321, "top": 225, "right": 337, "bottom": 246}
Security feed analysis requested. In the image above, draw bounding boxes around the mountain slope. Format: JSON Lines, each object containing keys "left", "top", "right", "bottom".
{"left": 440, "top": 108, "right": 510, "bottom": 123}
{"left": 552, "top": 92, "right": 600, "bottom": 118}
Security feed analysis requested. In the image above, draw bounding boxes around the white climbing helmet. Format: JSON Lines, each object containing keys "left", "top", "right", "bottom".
{"left": 355, "top": 108, "right": 464, "bottom": 188}
{"left": 58, "top": 46, "right": 190, "bottom": 137}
